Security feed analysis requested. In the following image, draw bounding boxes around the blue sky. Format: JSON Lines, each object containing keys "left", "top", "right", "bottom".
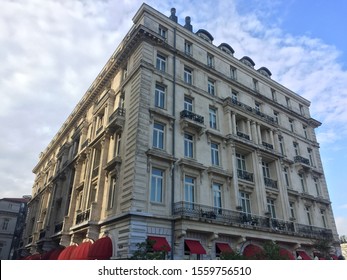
{"left": 0, "top": 0, "right": 346, "bottom": 237}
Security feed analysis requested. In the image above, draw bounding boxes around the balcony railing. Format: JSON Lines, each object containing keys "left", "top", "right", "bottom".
{"left": 264, "top": 177, "right": 278, "bottom": 189}
{"left": 237, "top": 131, "right": 250, "bottom": 140}
{"left": 75, "top": 208, "right": 90, "bottom": 225}
{"left": 108, "top": 107, "right": 126, "bottom": 133}
{"left": 180, "top": 110, "right": 204, "bottom": 124}
{"left": 294, "top": 155, "right": 310, "bottom": 165}
{"left": 173, "top": 201, "right": 331, "bottom": 239}
{"left": 262, "top": 141, "right": 274, "bottom": 150}
{"left": 237, "top": 169, "right": 254, "bottom": 182}
{"left": 109, "top": 107, "right": 126, "bottom": 122}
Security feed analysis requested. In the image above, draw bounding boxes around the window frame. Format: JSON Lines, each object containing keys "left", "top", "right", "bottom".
{"left": 153, "top": 122, "right": 165, "bottom": 149}
{"left": 211, "top": 142, "right": 220, "bottom": 166}
{"left": 154, "top": 84, "right": 166, "bottom": 109}
{"left": 184, "top": 67, "right": 193, "bottom": 84}
{"left": 184, "top": 133, "right": 194, "bottom": 158}
{"left": 156, "top": 53, "right": 167, "bottom": 72}
{"left": 207, "top": 78, "right": 215, "bottom": 95}
{"left": 209, "top": 107, "right": 217, "bottom": 129}
{"left": 150, "top": 168, "right": 164, "bottom": 203}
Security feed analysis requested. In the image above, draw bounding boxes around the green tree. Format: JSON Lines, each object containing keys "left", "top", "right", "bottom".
{"left": 219, "top": 251, "right": 247, "bottom": 260}
{"left": 313, "top": 238, "right": 332, "bottom": 259}
{"left": 262, "top": 241, "right": 288, "bottom": 260}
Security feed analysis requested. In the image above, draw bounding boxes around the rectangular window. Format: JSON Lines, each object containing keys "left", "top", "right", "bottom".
{"left": 293, "top": 142, "right": 299, "bottom": 156}
{"left": 107, "top": 177, "right": 117, "bottom": 209}
{"left": 239, "top": 192, "right": 251, "bottom": 214}
{"left": 151, "top": 168, "right": 164, "bottom": 203}
{"left": 153, "top": 122, "right": 165, "bottom": 149}
{"left": 253, "top": 79, "right": 259, "bottom": 91}
{"left": 208, "top": 79, "right": 215, "bottom": 95}
{"left": 289, "top": 118, "right": 294, "bottom": 132}
{"left": 114, "top": 133, "right": 121, "bottom": 157}
{"left": 184, "top": 41, "right": 192, "bottom": 56}
{"left": 236, "top": 153, "right": 246, "bottom": 171}
{"left": 267, "top": 198, "right": 276, "bottom": 219}
{"left": 2, "top": 218, "right": 9, "bottom": 231}
{"left": 158, "top": 26, "right": 167, "bottom": 38}
{"left": 209, "top": 107, "right": 217, "bottom": 129}
{"left": 184, "top": 96, "right": 193, "bottom": 112}
{"left": 284, "top": 167, "right": 290, "bottom": 187}
{"left": 299, "top": 173, "right": 306, "bottom": 192}
{"left": 155, "top": 84, "right": 165, "bottom": 109}
{"left": 271, "top": 89, "right": 277, "bottom": 101}
{"left": 262, "top": 161, "right": 270, "bottom": 179}
{"left": 299, "top": 104, "right": 304, "bottom": 115}
{"left": 184, "top": 67, "right": 192, "bottom": 84}
{"left": 156, "top": 53, "right": 166, "bottom": 72}
{"left": 184, "top": 133, "right": 194, "bottom": 158}
{"left": 308, "top": 148, "right": 313, "bottom": 166}
{"left": 305, "top": 206, "right": 312, "bottom": 225}
{"left": 184, "top": 176, "right": 195, "bottom": 203}
{"left": 273, "top": 111, "right": 279, "bottom": 124}
{"left": 286, "top": 97, "right": 291, "bottom": 108}
{"left": 303, "top": 125, "right": 308, "bottom": 139}
{"left": 321, "top": 210, "right": 327, "bottom": 228}
{"left": 211, "top": 142, "right": 220, "bottom": 166}
{"left": 230, "top": 66, "right": 237, "bottom": 80}
{"left": 207, "top": 54, "right": 214, "bottom": 68}
{"left": 289, "top": 202, "right": 295, "bottom": 219}
{"left": 314, "top": 178, "right": 320, "bottom": 196}
{"left": 231, "top": 90, "right": 238, "bottom": 101}
{"left": 255, "top": 102, "right": 261, "bottom": 112}
{"left": 213, "top": 183, "right": 222, "bottom": 211}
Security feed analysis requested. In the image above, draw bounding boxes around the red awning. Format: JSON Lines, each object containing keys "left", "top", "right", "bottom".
{"left": 41, "top": 247, "right": 65, "bottom": 260}
{"left": 148, "top": 236, "right": 171, "bottom": 252}
{"left": 243, "top": 244, "right": 264, "bottom": 259}
{"left": 297, "top": 250, "right": 312, "bottom": 260}
{"left": 70, "top": 241, "right": 93, "bottom": 260}
{"left": 330, "top": 254, "right": 338, "bottom": 260}
{"left": 88, "top": 236, "right": 113, "bottom": 260}
{"left": 57, "top": 245, "right": 78, "bottom": 260}
{"left": 279, "top": 248, "right": 295, "bottom": 260}
{"left": 185, "top": 240, "right": 206, "bottom": 254}
{"left": 216, "top": 242, "right": 233, "bottom": 253}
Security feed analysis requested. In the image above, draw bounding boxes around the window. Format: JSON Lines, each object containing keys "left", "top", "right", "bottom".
{"left": 153, "top": 122, "right": 165, "bottom": 149}
{"left": 314, "top": 178, "right": 320, "bottom": 196}
{"left": 273, "top": 111, "right": 279, "bottom": 124}
{"left": 286, "top": 97, "right": 291, "bottom": 108}
{"left": 151, "top": 168, "right": 164, "bottom": 203}
{"left": 271, "top": 89, "right": 277, "bottom": 101}
{"left": 184, "top": 40, "right": 192, "bottom": 56}
{"left": 184, "top": 96, "right": 193, "bottom": 112}
{"left": 213, "top": 183, "right": 222, "bottom": 211}
{"left": 207, "top": 53, "right": 214, "bottom": 68}
{"left": 155, "top": 84, "right": 166, "bottom": 109}
{"left": 267, "top": 198, "right": 276, "bottom": 218}
{"left": 255, "top": 102, "right": 260, "bottom": 112}
{"left": 184, "top": 176, "right": 195, "bottom": 203}
{"left": 299, "top": 104, "right": 304, "bottom": 115}
{"left": 320, "top": 210, "right": 327, "bottom": 228}
{"left": 156, "top": 53, "right": 166, "bottom": 72}
{"left": 303, "top": 125, "right": 308, "bottom": 139}
{"left": 239, "top": 192, "right": 251, "bottom": 214}
{"left": 93, "top": 149, "right": 101, "bottom": 172}
{"left": 184, "top": 67, "right": 192, "bottom": 84}
{"left": 236, "top": 153, "right": 246, "bottom": 171}
{"left": 253, "top": 79, "right": 259, "bottom": 91}
{"left": 230, "top": 66, "right": 237, "bottom": 80}
{"left": 209, "top": 107, "right": 217, "bottom": 129}
{"left": 289, "top": 118, "right": 294, "bottom": 132}
{"left": 305, "top": 206, "right": 312, "bottom": 225}
{"left": 262, "top": 161, "right": 270, "bottom": 179}
{"left": 114, "top": 133, "right": 121, "bottom": 156}
{"left": 2, "top": 218, "right": 9, "bottom": 231}
{"left": 231, "top": 90, "right": 238, "bottom": 101}
{"left": 289, "top": 202, "right": 295, "bottom": 219}
{"left": 284, "top": 167, "right": 290, "bottom": 187}
{"left": 158, "top": 26, "right": 167, "bottom": 38}
{"left": 107, "top": 177, "right": 117, "bottom": 209}
{"left": 299, "top": 173, "right": 306, "bottom": 192}
{"left": 184, "top": 133, "right": 194, "bottom": 158}
{"left": 208, "top": 79, "right": 215, "bottom": 95}
{"left": 308, "top": 148, "right": 313, "bottom": 166}
{"left": 211, "top": 142, "right": 220, "bottom": 166}
{"left": 123, "top": 65, "right": 128, "bottom": 80}
{"left": 293, "top": 142, "right": 299, "bottom": 156}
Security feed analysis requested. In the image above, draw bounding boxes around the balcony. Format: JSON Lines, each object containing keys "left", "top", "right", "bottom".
{"left": 108, "top": 107, "right": 126, "bottom": 133}
{"left": 294, "top": 155, "right": 310, "bottom": 166}
{"left": 237, "top": 131, "right": 250, "bottom": 140}
{"left": 223, "top": 97, "right": 277, "bottom": 125}
{"left": 75, "top": 208, "right": 90, "bottom": 225}
{"left": 179, "top": 110, "right": 205, "bottom": 135}
{"left": 237, "top": 169, "right": 254, "bottom": 182}
{"left": 173, "top": 202, "right": 331, "bottom": 239}
{"left": 262, "top": 141, "right": 273, "bottom": 150}
{"left": 264, "top": 177, "right": 278, "bottom": 189}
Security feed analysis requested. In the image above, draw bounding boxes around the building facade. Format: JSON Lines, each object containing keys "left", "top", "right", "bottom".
{"left": 0, "top": 197, "right": 30, "bottom": 259}
{"left": 22, "top": 4, "right": 340, "bottom": 260}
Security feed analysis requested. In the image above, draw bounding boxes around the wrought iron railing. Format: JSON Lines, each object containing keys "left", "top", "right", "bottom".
{"left": 294, "top": 155, "right": 310, "bottom": 165}
{"left": 264, "top": 177, "right": 278, "bottom": 189}
{"left": 237, "top": 131, "right": 250, "bottom": 140}
{"left": 237, "top": 169, "right": 254, "bottom": 182}
{"left": 262, "top": 141, "right": 274, "bottom": 150}
{"left": 173, "top": 201, "right": 330, "bottom": 239}
{"left": 75, "top": 208, "right": 90, "bottom": 225}
{"left": 180, "top": 110, "right": 204, "bottom": 124}
{"left": 109, "top": 107, "right": 126, "bottom": 123}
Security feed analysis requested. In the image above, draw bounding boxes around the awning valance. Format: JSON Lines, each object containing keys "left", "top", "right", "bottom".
{"left": 88, "top": 237, "right": 113, "bottom": 260}
{"left": 70, "top": 241, "right": 93, "bottom": 260}
{"left": 57, "top": 245, "right": 77, "bottom": 260}
{"left": 147, "top": 236, "right": 171, "bottom": 252}
{"left": 185, "top": 240, "right": 206, "bottom": 254}
{"left": 279, "top": 248, "right": 295, "bottom": 260}
{"left": 243, "top": 244, "right": 264, "bottom": 259}
{"left": 216, "top": 242, "right": 233, "bottom": 253}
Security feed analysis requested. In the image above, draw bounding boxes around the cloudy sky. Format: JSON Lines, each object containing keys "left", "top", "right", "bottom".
{"left": 1, "top": 0, "right": 346, "bottom": 236}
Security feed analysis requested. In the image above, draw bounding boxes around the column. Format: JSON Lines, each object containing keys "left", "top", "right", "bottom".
{"left": 257, "top": 124, "right": 262, "bottom": 145}
{"left": 247, "top": 119, "right": 252, "bottom": 141}
{"left": 269, "top": 129, "right": 274, "bottom": 147}
{"left": 251, "top": 121, "right": 258, "bottom": 144}
{"left": 231, "top": 112, "right": 237, "bottom": 135}
{"left": 225, "top": 109, "right": 232, "bottom": 135}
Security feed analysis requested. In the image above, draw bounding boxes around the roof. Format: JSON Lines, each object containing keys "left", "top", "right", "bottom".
{"left": 1, "top": 197, "right": 30, "bottom": 203}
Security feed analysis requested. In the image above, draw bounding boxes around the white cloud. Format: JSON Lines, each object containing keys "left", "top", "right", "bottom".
{"left": 335, "top": 217, "right": 347, "bottom": 237}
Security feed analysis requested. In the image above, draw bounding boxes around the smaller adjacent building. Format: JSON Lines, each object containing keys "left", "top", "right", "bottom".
{"left": 0, "top": 196, "right": 31, "bottom": 259}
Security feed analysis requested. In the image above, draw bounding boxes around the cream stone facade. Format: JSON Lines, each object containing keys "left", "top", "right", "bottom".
{"left": 22, "top": 4, "right": 341, "bottom": 259}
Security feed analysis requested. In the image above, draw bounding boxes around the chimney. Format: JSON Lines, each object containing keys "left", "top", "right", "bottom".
{"left": 169, "top": 8, "right": 178, "bottom": 23}
{"left": 184, "top": 16, "right": 192, "bottom": 32}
